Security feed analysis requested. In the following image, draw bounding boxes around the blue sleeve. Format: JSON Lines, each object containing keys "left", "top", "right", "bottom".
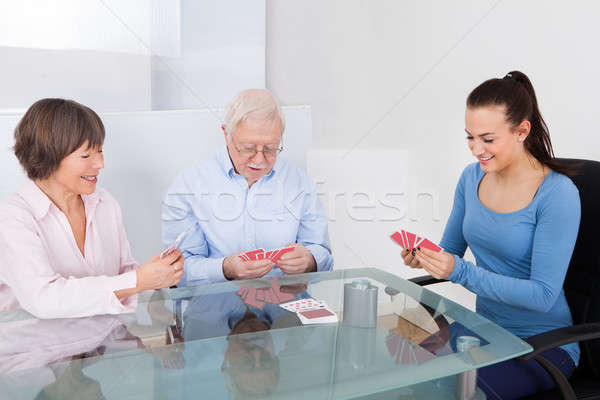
{"left": 161, "top": 174, "right": 226, "bottom": 285}
{"left": 296, "top": 179, "right": 333, "bottom": 271}
{"left": 447, "top": 180, "right": 580, "bottom": 313}
{"left": 440, "top": 169, "right": 469, "bottom": 257}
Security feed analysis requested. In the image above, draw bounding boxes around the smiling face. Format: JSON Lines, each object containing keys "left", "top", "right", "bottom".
{"left": 465, "top": 105, "right": 530, "bottom": 173}
{"left": 47, "top": 142, "right": 104, "bottom": 196}
{"left": 224, "top": 117, "right": 282, "bottom": 186}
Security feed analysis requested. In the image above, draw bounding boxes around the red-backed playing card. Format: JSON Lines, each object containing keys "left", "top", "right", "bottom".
{"left": 419, "top": 239, "right": 442, "bottom": 252}
{"left": 244, "top": 249, "right": 265, "bottom": 261}
{"left": 401, "top": 230, "right": 410, "bottom": 249}
{"left": 391, "top": 230, "right": 442, "bottom": 253}
{"left": 268, "top": 249, "right": 279, "bottom": 261}
{"left": 390, "top": 232, "right": 406, "bottom": 249}
{"left": 271, "top": 247, "right": 295, "bottom": 262}
{"left": 404, "top": 230, "right": 417, "bottom": 249}
{"left": 414, "top": 235, "right": 425, "bottom": 248}
{"left": 299, "top": 308, "right": 335, "bottom": 319}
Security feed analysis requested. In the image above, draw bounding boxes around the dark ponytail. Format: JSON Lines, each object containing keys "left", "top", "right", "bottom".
{"left": 467, "top": 71, "right": 576, "bottom": 176}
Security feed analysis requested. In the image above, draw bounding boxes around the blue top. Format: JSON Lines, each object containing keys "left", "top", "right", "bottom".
{"left": 441, "top": 162, "right": 580, "bottom": 364}
{"left": 161, "top": 148, "right": 333, "bottom": 286}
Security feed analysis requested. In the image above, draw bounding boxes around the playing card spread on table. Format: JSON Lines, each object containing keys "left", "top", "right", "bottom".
{"left": 390, "top": 230, "right": 442, "bottom": 252}
{"left": 280, "top": 298, "right": 338, "bottom": 325}
{"left": 239, "top": 246, "right": 295, "bottom": 263}
{"left": 279, "top": 298, "right": 326, "bottom": 313}
{"left": 297, "top": 306, "right": 338, "bottom": 325}
{"left": 299, "top": 308, "right": 335, "bottom": 319}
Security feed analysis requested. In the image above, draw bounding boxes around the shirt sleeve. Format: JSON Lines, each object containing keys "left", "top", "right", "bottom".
{"left": 0, "top": 210, "right": 138, "bottom": 319}
{"left": 161, "top": 177, "right": 226, "bottom": 285}
{"left": 439, "top": 168, "right": 469, "bottom": 257}
{"left": 296, "top": 180, "right": 334, "bottom": 271}
{"left": 447, "top": 179, "right": 581, "bottom": 313}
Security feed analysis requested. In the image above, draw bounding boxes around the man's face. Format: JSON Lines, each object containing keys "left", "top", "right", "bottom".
{"left": 224, "top": 118, "right": 282, "bottom": 186}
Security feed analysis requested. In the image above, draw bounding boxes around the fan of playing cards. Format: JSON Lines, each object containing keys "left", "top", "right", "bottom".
{"left": 238, "top": 246, "right": 295, "bottom": 262}
{"left": 390, "top": 230, "right": 442, "bottom": 252}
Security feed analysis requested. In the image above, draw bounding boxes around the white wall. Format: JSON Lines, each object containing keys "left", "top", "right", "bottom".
{"left": 267, "top": 0, "right": 600, "bottom": 309}
{"left": 0, "top": 0, "right": 266, "bottom": 112}
{"left": 0, "top": 47, "right": 152, "bottom": 112}
{"left": 0, "top": 0, "right": 153, "bottom": 112}
{"left": 0, "top": 0, "right": 151, "bottom": 54}
{"left": 150, "top": 0, "right": 266, "bottom": 110}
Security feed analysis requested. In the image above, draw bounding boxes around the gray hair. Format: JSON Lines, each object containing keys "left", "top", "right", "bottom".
{"left": 223, "top": 89, "right": 285, "bottom": 136}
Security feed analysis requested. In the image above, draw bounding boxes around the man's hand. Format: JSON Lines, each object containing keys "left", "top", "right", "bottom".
{"left": 222, "top": 252, "right": 274, "bottom": 280}
{"left": 277, "top": 243, "right": 317, "bottom": 275}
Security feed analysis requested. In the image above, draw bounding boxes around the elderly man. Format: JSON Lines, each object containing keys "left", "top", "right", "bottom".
{"left": 161, "top": 89, "right": 333, "bottom": 285}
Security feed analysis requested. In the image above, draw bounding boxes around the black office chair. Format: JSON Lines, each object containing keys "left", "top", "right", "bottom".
{"left": 409, "top": 158, "right": 600, "bottom": 400}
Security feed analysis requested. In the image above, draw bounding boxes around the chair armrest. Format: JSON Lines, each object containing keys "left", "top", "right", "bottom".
{"left": 409, "top": 275, "right": 448, "bottom": 286}
{"left": 516, "top": 323, "right": 600, "bottom": 400}
{"left": 517, "top": 322, "right": 600, "bottom": 361}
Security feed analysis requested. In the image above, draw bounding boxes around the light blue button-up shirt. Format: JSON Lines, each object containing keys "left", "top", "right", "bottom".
{"left": 161, "top": 148, "right": 333, "bottom": 286}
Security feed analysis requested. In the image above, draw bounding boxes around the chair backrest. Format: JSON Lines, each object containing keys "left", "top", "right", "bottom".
{"left": 558, "top": 159, "right": 600, "bottom": 378}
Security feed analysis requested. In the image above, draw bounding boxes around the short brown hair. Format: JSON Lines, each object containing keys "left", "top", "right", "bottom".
{"left": 13, "top": 98, "right": 105, "bottom": 180}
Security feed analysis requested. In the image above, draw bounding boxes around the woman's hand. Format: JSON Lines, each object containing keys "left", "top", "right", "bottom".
{"left": 414, "top": 247, "right": 455, "bottom": 279}
{"left": 136, "top": 249, "right": 185, "bottom": 291}
{"left": 401, "top": 248, "right": 422, "bottom": 269}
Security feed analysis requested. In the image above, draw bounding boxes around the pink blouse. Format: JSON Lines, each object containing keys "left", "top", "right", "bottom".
{"left": 0, "top": 181, "right": 139, "bottom": 318}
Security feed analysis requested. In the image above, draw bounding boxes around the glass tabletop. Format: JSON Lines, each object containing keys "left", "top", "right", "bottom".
{"left": 0, "top": 268, "right": 532, "bottom": 399}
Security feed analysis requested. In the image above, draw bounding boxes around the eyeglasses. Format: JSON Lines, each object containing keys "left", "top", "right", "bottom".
{"left": 230, "top": 137, "right": 283, "bottom": 159}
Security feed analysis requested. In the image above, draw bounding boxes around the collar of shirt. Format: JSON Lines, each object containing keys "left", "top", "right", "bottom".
{"left": 218, "top": 147, "right": 279, "bottom": 183}
{"left": 18, "top": 180, "right": 103, "bottom": 221}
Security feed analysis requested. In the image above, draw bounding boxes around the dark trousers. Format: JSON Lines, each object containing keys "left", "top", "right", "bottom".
{"left": 477, "top": 347, "right": 575, "bottom": 400}
{"left": 428, "top": 323, "right": 577, "bottom": 400}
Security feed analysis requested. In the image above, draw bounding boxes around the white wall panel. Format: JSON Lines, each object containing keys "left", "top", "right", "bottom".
{"left": 0, "top": 106, "right": 312, "bottom": 263}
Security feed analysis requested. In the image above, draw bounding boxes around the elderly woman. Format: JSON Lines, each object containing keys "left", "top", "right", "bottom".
{"left": 0, "top": 98, "right": 184, "bottom": 319}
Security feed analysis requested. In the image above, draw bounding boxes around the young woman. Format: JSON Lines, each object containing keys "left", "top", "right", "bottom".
{"left": 403, "top": 71, "right": 580, "bottom": 399}
{"left": 0, "top": 98, "right": 184, "bottom": 318}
